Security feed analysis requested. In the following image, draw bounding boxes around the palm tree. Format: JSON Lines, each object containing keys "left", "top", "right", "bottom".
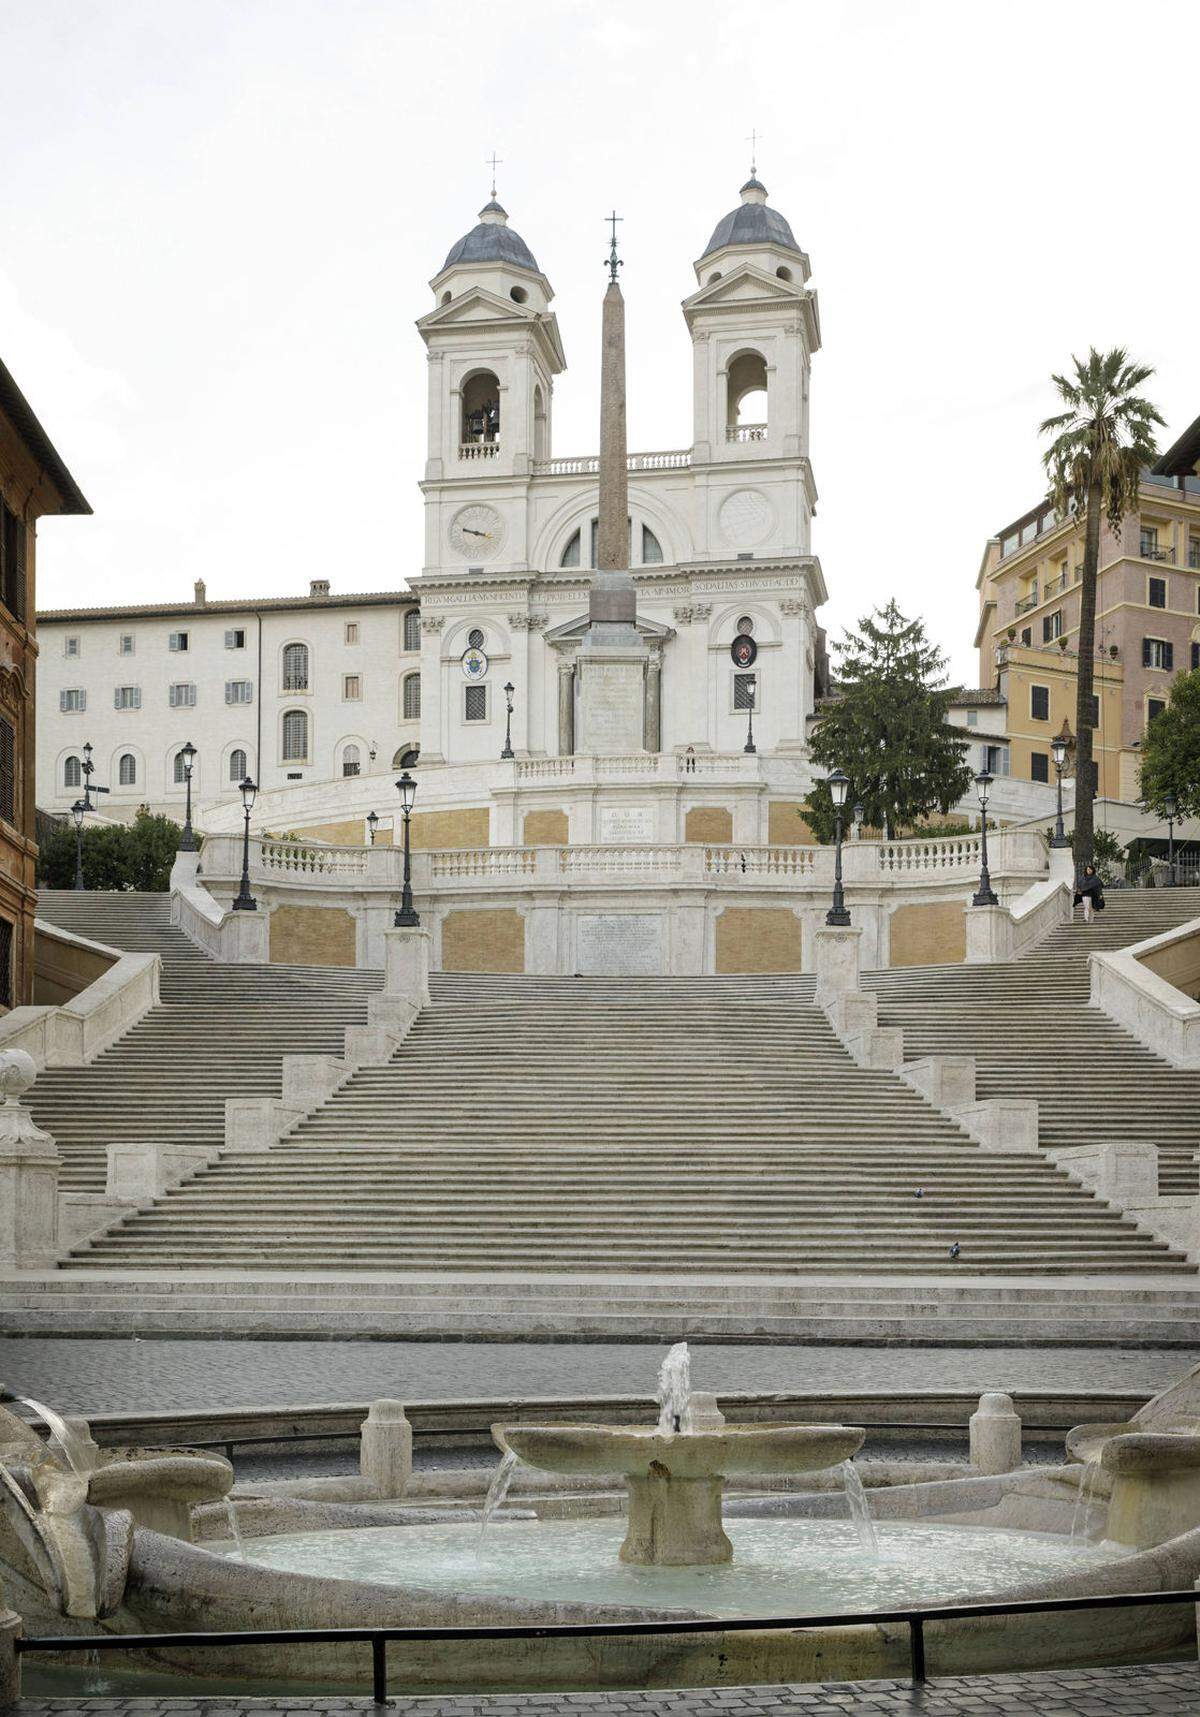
{"left": 1040, "top": 349, "right": 1163, "bottom": 871}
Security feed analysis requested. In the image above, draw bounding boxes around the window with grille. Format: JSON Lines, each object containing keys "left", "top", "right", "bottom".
{"left": 64, "top": 756, "right": 82, "bottom": 788}
{"left": 0, "top": 916, "right": 12, "bottom": 1009}
{"left": 59, "top": 689, "right": 86, "bottom": 713}
{"left": 282, "top": 643, "right": 309, "bottom": 690}
{"left": 0, "top": 500, "right": 26, "bottom": 623}
{"left": 403, "top": 673, "right": 421, "bottom": 720}
{"left": 118, "top": 753, "right": 137, "bottom": 786}
{"left": 120, "top": 634, "right": 135, "bottom": 656}
{"left": 342, "top": 744, "right": 361, "bottom": 778}
{"left": 1143, "top": 637, "right": 1174, "bottom": 671}
{"left": 1030, "top": 685, "right": 1050, "bottom": 721}
{"left": 1030, "top": 752, "right": 1049, "bottom": 783}
{"left": 282, "top": 709, "right": 308, "bottom": 760}
{"left": 467, "top": 628, "right": 485, "bottom": 650}
{"left": 1149, "top": 577, "right": 1167, "bottom": 609}
{"left": 343, "top": 674, "right": 361, "bottom": 701}
{"left": 64, "top": 636, "right": 80, "bottom": 658}
{"left": 114, "top": 686, "right": 141, "bottom": 711}
{"left": 403, "top": 610, "right": 421, "bottom": 652}
{"left": 464, "top": 684, "right": 487, "bottom": 722}
{"left": 733, "top": 673, "right": 757, "bottom": 710}
{"left": 225, "top": 628, "right": 246, "bottom": 650}
{"left": 225, "top": 680, "right": 253, "bottom": 705}
{"left": 0, "top": 719, "right": 15, "bottom": 826}
{"left": 169, "top": 683, "right": 197, "bottom": 708}
{"left": 229, "top": 748, "right": 247, "bottom": 782}
{"left": 169, "top": 631, "right": 189, "bottom": 652}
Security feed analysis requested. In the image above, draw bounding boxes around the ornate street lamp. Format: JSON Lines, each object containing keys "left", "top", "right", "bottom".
{"left": 179, "top": 740, "right": 198, "bottom": 853}
{"left": 366, "top": 811, "right": 379, "bottom": 847}
{"left": 743, "top": 680, "right": 757, "bottom": 755}
{"left": 79, "top": 741, "right": 109, "bottom": 812}
{"left": 71, "top": 800, "right": 86, "bottom": 892}
{"left": 500, "top": 681, "right": 515, "bottom": 760}
{"left": 232, "top": 777, "right": 258, "bottom": 911}
{"left": 972, "top": 770, "right": 999, "bottom": 906}
{"left": 1164, "top": 792, "right": 1178, "bottom": 887}
{"left": 394, "top": 770, "right": 420, "bottom": 928}
{"left": 825, "top": 768, "right": 851, "bottom": 926}
{"left": 1050, "top": 721, "right": 1072, "bottom": 849}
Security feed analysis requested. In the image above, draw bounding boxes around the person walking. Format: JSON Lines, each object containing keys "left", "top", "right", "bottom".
{"left": 1074, "top": 863, "right": 1105, "bottom": 925}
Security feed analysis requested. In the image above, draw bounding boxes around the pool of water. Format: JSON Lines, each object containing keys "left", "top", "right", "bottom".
{"left": 212, "top": 1516, "right": 1122, "bottom": 1618}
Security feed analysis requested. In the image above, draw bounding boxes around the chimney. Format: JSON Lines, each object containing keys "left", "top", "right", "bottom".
{"left": 194, "top": 579, "right": 207, "bottom": 605}
{"left": 310, "top": 579, "right": 331, "bottom": 598}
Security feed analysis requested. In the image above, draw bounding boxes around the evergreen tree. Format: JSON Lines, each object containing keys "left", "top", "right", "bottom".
{"left": 38, "top": 809, "right": 182, "bottom": 891}
{"left": 1139, "top": 669, "right": 1200, "bottom": 821}
{"left": 804, "top": 600, "right": 973, "bottom": 841}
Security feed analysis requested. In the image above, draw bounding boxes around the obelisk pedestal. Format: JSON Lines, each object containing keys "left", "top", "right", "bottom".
{"left": 577, "top": 265, "right": 648, "bottom": 756}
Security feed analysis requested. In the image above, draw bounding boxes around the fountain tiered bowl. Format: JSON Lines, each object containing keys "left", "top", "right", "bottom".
{"left": 499, "top": 1423, "right": 865, "bottom": 1565}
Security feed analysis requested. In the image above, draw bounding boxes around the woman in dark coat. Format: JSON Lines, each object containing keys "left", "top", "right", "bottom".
{"left": 1074, "top": 863, "right": 1105, "bottom": 924}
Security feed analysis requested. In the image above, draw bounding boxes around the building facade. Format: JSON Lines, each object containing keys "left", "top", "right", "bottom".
{"left": 0, "top": 356, "right": 90, "bottom": 1007}
{"left": 974, "top": 468, "right": 1200, "bottom": 798}
{"left": 37, "top": 580, "right": 421, "bottom": 824}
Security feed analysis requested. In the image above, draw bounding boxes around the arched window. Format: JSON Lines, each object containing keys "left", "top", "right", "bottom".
{"left": 559, "top": 529, "right": 581, "bottom": 568}
{"left": 282, "top": 642, "right": 309, "bottom": 691}
{"left": 393, "top": 747, "right": 420, "bottom": 769}
{"left": 562, "top": 518, "right": 662, "bottom": 569}
{"left": 726, "top": 350, "right": 768, "bottom": 442}
{"left": 342, "top": 743, "right": 361, "bottom": 778}
{"left": 533, "top": 385, "right": 547, "bottom": 461}
{"left": 64, "top": 756, "right": 81, "bottom": 788}
{"left": 118, "top": 753, "right": 137, "bottom": 786}
{"left": 172, "top": 749, "right": 190, "bottom": 784}
{"left": 642, "top": 527, "right": 663, "bottom": 564}
{"left": 461, "top": 371, "right": 500, "bottom": 446}
{"left": 467, "top": 628, "right": 484, "bottom": 650}
{"left": 403, "top": 609, "right": 421, "bottom": 652}
{"left": 403, "top": 672, "right": 421, "bottom": 720}
{"left": 282, "top": 709, "right": 309, "bottom": 762}
{"left": 229, "top": 748, "right": 247, "bottom": 783}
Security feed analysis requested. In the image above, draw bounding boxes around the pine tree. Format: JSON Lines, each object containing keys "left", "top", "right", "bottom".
{"left": 804, "top": 601, "right": 973, "bottom": 841}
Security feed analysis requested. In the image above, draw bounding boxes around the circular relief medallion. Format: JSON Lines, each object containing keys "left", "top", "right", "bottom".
{"left": 730, "top": 634, "right": 758, "bottom": 668}
{"left": 448, "top": 504, "right": 504, "bottom": 561}
{"left": 461, "top": 646, "right": 489, "bottom": 681}
{"left": 718, "top": 488, "right": 774, "bottom": 549}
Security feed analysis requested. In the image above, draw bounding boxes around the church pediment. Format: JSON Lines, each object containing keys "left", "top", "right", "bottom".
{"left": 417, "top": 286, "right": 539, "bottom": 329}
{"left": 683, "top": 263, "right": 806, "bottom": 312}
{"left": 545, "top": 612, "right": 675, "bottom": 646}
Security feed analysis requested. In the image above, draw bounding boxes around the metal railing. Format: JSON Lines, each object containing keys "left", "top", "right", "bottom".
{"left": 16, "top": 1587, "right": 1200, "bottom": 1703}
{"left": 1014, "top": 589, "right": 1039, "bottom": 614}
{"left": 1140, "top": 543, "right": 1175, "bottom": 563}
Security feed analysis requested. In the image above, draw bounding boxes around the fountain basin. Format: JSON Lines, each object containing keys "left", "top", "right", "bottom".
{"left": 498, "top": 1423, "right": 864, "bottom": 1566}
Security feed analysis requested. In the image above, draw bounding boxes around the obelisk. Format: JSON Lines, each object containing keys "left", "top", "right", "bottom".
{"left": 576, "top": 213, "right": 650, "bottom": 755}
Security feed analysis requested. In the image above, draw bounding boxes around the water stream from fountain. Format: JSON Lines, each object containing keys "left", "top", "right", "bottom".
{"left": 1070, "top": 1458, "right": 1103, "bottom": 1543}
{"left": 478, "top": 1450, "right": 521, "bottom": 1546}
{"left": 656, "top": 1342, "right": 693, "bottom": 1435}
{"left": 222, "top": 1498, "right": 246, "bottom": 1561}
{"left": 839, "top": 1461, "right": 879, "bottom": 1555}
{"left": 18, "top": 1397, "right": 94, "bottom": 1477}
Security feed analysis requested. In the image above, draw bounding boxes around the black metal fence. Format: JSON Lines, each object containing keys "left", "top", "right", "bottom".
{"left": 16, "top": 1586, "right": 1200, "bottom": 1705}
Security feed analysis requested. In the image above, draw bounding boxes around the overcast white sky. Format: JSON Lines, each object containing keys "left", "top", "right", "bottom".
{"left": 5, "top": 0, "right": 1198, "bottom": 686}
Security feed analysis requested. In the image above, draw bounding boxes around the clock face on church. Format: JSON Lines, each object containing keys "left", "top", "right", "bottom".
{"left": 448, "top": 505, "right": 504, "bottom": 562}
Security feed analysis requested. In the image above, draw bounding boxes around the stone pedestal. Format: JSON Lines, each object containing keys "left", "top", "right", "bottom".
{"left": 576, "top": 647, "right": 647, "bottom": 756}
{"left": 106, "top": 1142, "right": 213, "bottom": 1202}
{"left": 1048, "top": 844, "right": 1076, "bottom": 885}
{"left": 902, "top": 1055, "right": 977, "bottom": 1110}
{"left": 969, "top": 1392, "right": 1022, "bottom": 1475}
{"left": 1052, "top": 1140, "right": 1158, "bottom": 1205}
{"left": 383, "top": 927, "right": 432, "bottom": 1010}
{"left": 621, "top": 1470, "right": 732, "bottom": 1566}
{"left": 0, "top": 1050, "right": 60, "bottom": 1269}
{"left": 360, "top": 1399, "right": 413, "bottom": 1498}
{"left": 965, "top": 905, "right": 1014, "bottom": 965}
{"left": 812, "top": 926, "right": 862, "bottom": 1009}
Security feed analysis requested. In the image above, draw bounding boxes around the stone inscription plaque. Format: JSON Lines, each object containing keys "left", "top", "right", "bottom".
{"left": 576, "top": 914, "right": 664, "bottom": 976}
{"left": 599, "top": 805, "right": 655, "bottom": 843}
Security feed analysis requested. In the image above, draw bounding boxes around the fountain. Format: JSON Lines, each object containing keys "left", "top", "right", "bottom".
{"left": 497, "top": 1344, "right": 865, "bottom": 1566}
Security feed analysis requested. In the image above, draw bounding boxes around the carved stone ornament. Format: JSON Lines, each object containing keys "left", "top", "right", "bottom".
{"left": 672, "top": 606, "right": 694, "bottom": 625}
{"left": 691, "top": 603, "right": 713, "bottom": 621}
{"left": 507, "top": 613, "right": 533, "bottom": 631}
{"left": 0, "top": 1049, "right": 37, "bottom": 1106}
{"left": 780, "top": 598, "right": 809, "bottom": 618}
{"left": 419, "top": 616, "right": 446, "bottom": 635}
{"left": 0, "top": 665, "right": 25, "bottom": 715}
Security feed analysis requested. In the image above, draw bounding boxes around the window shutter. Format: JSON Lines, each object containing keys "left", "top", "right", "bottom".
{"left": 59, "top": 690, "right": 68, "bottom": 712}
{"left": 1142, "top": 638, "right": 1152, "bottom": 667}
{"left": 1164, "top": 641, "right": 1174, "bottom": 671}
{"left": 0, "top": 719, "right": 15, "bottom": 823}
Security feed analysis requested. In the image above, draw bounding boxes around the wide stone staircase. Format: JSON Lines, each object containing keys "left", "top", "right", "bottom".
{"left": 59, "top": 959, "right": 1191, "bottom": 1276}
{"left": 30, "top": 891, "right": 382, "bottom": 1191}
{"left": 867, "top": 887, "right": 1200, "bottom": 1197}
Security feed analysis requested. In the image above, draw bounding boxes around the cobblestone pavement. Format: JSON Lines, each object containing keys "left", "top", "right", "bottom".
{"left": 9, "top": 1662, "right": 1200, "bottom": 1714}
{"left": 0, "top": 1340, "right": 1189, "bottom": 1417}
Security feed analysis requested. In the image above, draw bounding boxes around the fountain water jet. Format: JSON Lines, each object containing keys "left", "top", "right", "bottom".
{"left": 839, "top": 1461, "right": 878, "bottom": 1555}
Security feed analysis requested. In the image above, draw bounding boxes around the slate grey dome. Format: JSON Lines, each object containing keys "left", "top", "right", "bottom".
{"left": 442, "top": 201, "right": 540, "bottom": 273}
{"left": 701, "top": 179, "right": 801, "bottom": 259}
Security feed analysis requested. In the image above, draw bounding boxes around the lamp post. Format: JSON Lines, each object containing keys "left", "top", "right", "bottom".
{"left": 1050, "top": 721, "right": 1072, "bottom": 848}
{"left": 743, "top": 680, "right": 757, "bottom": 755}
{"left": 1164, "top": 792, "right": 1178, "bottom": 887}
{"left": 393, "top": 770, "right": 420, "bottom": 927}
{"left": 232, "top": 777, "right": 258, "bottom": 911}
{"left": 367, "top": 811, "right": 379, "bottom": 847}
{"left": 972, "top": 770, "right": 999, "bottom": 906}
{"left": 179, "top": 740, "right": 198, "bottom": 852}
{"left": 79, "top": 741, "right": 109, "bottom": 813}
{"left": 500, "top": 681, "right": 515, "bottom": 760}
{"left": 71, "top": 800, "right": 86, "bottom": 891}
{"left": 825, "top": 768, "right": 851, "bottom": 926}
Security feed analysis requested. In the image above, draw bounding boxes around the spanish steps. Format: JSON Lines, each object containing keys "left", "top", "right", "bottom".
{"left": 27, "top": 884, "right": 1200, "bottom": 1280}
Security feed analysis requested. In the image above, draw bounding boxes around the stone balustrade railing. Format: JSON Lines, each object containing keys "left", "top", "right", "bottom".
{"left": 512, "top": 751, "right": 773, "bottom": 785}
{"left": 533, "top": 449, "right": 692, "bottom": 476}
